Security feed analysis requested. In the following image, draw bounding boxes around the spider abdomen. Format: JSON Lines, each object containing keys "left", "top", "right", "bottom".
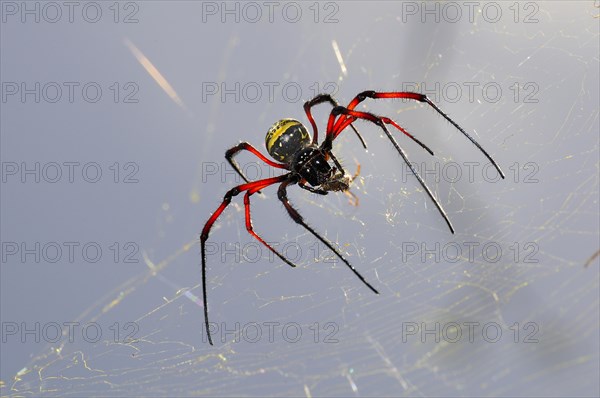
{"left": 265, "top": 118, "right": 311, "bottom": 163}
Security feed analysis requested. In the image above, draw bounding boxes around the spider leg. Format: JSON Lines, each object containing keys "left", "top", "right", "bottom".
{"left": 277, "top": 179, "right": 379, "bottom": 294}
{"left": 304, "top": 93, "right": 366, "bottom": 149}
{"left": 243, "top": 187, "right": 298, "bottom": 268}
{"left": 333, "top": 114, "right": 434, "bottom": 156}
{"left": 225, "top": 142, "right": 288, "bottom": 192}
{"left": 327, "top": 151, "right": 347, "bottom": 175}
{"left": 328, "top": 107, "right": 455, "bottom": 234}
{"left": 324, "top": 105, "right": 433, "bottom": 156}
{"left": 342, "top": 90, "right": 505, "bottom": 178}
{"left": 200, "top": 174, "right": 288, "bottom": 345}
{"left": 299, "top": 182, "right": 329, "bottom": 195}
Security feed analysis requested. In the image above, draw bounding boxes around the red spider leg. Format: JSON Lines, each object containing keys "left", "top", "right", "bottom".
{"left": 322, "top": 109, "right": 342, "bottom": 152}
{"left": 226, "top": 142, "right": 288, "bottom": 186}
{"left": 333, "top": 113, "right": 434, "bottom": 156}
{"left": 200, "top": 174, "right": 289, "bottom": 345}
{"left": 243, "top": 185, "right": 298, "bottom": 268}
{"left": 329, "top": 107, "right": 455, "bottom": 234}
{"left": 345, "top": 91, "right": 505, "bottom": 178}
{"left": 304, "top": 94, "right": 366, "bottom": 148}
{"left": 277, "top": 179, "right": 379, "bottom": 295}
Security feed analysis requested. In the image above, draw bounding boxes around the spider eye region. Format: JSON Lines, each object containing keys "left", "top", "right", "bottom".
{"left": 265, "top": 118, "right": 310, "bottom": 163}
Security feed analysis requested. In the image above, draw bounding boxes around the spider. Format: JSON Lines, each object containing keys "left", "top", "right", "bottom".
{"left": 200, "top": 90, "right": 504, "bottom": 345}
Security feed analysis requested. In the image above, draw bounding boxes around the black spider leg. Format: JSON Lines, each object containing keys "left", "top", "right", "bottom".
{"left": 425, "top": 98, "right": 504, "bottom": 178}
{"left": 225, "top": 142, "right": 288, "bottom": 194}
{"left": 329, "top": 106, "right": 455, "bottom": 234}
{"left": 299, "top": 183, "right": 328, "bottom": 195}
{"left": 200, "top": 174, "right": 289, "bottom": 345}
{"left": 347, "top": 91, "right": 505, "bottom": 179}
{"left": 244, "top": 188, "right": 298, "bottom": 269}
{"left": 304, "top": 94, "right": 367, "bottom": 149}
{"left": 277, "top": 178, "right": 379, "bottom": 294}
{"left": 327, "top": 151, "right": 347, "bottom": 175}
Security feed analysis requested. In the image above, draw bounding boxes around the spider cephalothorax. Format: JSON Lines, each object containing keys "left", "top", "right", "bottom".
{"left": 201, "top": 91, "right": 505, "bottom": 345}
{"left": 291, "top": 146, "right": 335, "bottom": 187}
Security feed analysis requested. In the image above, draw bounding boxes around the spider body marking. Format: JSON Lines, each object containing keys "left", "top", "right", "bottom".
{"left": 265, "top": 118, "right": 311, "bottom": 162}
{"left": 201, "top": 91, "right": 505, "bottom": 345}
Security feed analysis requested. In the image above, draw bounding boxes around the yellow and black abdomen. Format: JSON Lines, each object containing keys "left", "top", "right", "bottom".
{"left": 265, "top": 119, "right": 311, "bottom": 163}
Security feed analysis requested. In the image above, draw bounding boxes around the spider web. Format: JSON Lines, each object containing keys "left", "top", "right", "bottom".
{"left": 1, "top": 1, "right": 598, "bottom": 397}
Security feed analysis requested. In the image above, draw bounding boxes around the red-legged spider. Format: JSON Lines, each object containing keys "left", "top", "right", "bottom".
{"left": 200, "top": 90, "right": 504, "bottom": 345}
